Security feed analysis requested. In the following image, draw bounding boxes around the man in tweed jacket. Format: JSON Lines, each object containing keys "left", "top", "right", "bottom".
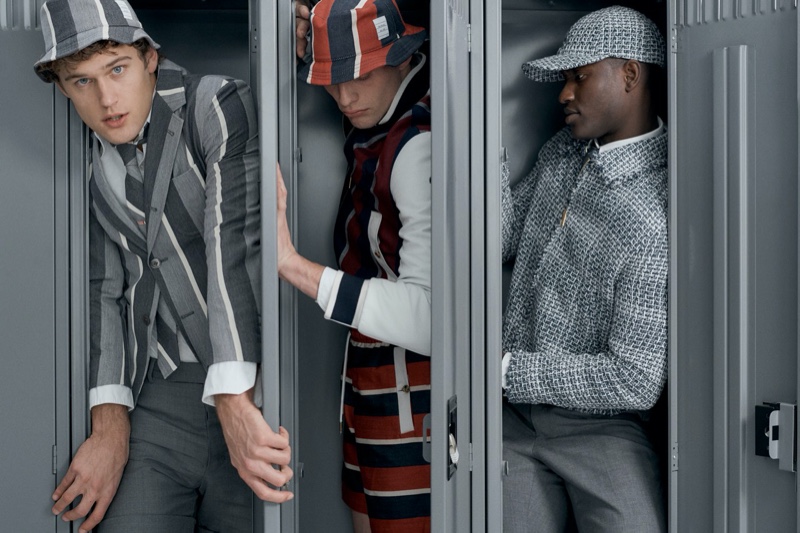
{"left": 34, "top": 0, "right": 292, "bottom": 530}
{"left": 502, "top": 7, "right": 668, "bottom": 532}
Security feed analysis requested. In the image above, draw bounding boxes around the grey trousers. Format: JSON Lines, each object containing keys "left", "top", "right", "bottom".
{"left": 99, "top": 362, "right": 253, "bottom": 533}
{"left": 503, "top": 402, "right": 666, "bottom": 533}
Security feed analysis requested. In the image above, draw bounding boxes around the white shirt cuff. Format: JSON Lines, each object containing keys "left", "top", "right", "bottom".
{"left": 501, "top": 352, "right": 512, "bottom": 389}
{"left": 202, "top": 361, "right": 259, "bottom": 407}
{"left": 89, "top": 385, "right": 134, "bottom": 411}
{"left": 316, "top": 266, "right": 337, "bottom": 311}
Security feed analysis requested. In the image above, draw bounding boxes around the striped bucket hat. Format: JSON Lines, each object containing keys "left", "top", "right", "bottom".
{"left": 523, "top": 6, "right": 665, "bottom": 83}
{"left": 299, "top": 0, "right": 427, "bottom": 86}
{"left": 34, "top": 0, "right": 160, "bottom": 82}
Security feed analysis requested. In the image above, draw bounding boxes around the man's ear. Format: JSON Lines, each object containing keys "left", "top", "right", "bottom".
{"left": 55, "top": 80, "right": 69, "bottom": 98}
{"left": 622, "top": 60, "right": 642, "bottom": 92}
{"left": 144, "top": 46, "right": 159, "bottom": 74}
{"left": 398, "top": 55, "right": 413, "bottom": 76}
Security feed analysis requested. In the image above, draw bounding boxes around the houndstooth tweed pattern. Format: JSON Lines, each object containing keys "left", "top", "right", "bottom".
{"left": 523, "top": 6, "right": 665, "bottom": 83}
{"left": 502, "top": 127, "right": 668, "bottom": 414}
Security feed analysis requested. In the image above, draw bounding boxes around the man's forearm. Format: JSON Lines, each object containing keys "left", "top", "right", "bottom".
{"left": 278, "top": 252, "right": 325, "bottom": 301}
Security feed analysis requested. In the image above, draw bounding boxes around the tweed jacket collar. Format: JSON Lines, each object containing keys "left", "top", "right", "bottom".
{"left": 557, "top": 127, "right": 669, "bottom": 187}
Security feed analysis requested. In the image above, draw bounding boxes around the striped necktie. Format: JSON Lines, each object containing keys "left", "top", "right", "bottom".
{"left": 116, "top": 141, "right": 147, "bottom": 231}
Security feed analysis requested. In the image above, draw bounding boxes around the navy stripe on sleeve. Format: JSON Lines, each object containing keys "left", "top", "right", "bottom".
{"left": 330, "top": 273, "right": 365, "bottom": 325}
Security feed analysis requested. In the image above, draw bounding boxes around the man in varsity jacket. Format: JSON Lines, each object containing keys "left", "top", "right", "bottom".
{"left": 280, "top": 0, "right": 432, "bottom": 531}
{"left": 34, "top": 0, "right": 292, "bottom": 530}
{"left": 501, "top": 7, "right": 668, "bottom": 533}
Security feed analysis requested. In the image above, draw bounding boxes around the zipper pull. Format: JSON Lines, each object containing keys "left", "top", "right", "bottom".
{"left": 560, "top": 207, "right": 568, "bottom": 227}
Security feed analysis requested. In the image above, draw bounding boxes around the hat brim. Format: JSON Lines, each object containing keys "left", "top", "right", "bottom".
{"left": 299, "top": 30, "right": 426, "bottom": 86}
{"left": 522, "top": 51, "right": 608, "bottom": 82}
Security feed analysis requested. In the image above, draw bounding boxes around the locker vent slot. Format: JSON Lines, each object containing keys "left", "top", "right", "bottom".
{"left": 678, "top": 0, "right": 796, "bottom": 27}
{"left": 0, "top": 0, "right": 44, "bottom": 31}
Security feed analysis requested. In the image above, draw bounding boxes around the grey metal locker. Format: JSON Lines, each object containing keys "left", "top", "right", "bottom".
{"left": 670, "top": 1, "right": 799, "bottom": 532}
{"left": 0, "top": 3, "right": 71, "bottom": 530}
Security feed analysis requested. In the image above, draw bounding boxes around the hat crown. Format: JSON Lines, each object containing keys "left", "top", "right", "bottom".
{"left": 522, "top": 6, "right": 665, "bottom": 83}
{"left": 312, "top": 0, "right": 406, "bottom": 61}
{"left": 35, "top": 0, "right": 160, "bottom": 81}
{"left": 559, "top": 6, "right": 665, "bottom": 66}
{"left": 300, "top": 0, "right": 426, "bottom": 86}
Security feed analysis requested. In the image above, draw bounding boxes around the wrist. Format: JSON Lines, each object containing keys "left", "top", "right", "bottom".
{"left": 90, "top": 403, "right": 130, "bottom": 440}
{"left": 215, "top": 388, "right": 256, "bottom": 415}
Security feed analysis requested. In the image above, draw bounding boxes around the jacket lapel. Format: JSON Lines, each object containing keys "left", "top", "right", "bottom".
{"left": 143, "top": 64, "right": 186, "bottom": 252}
{"left": 89, "top": 144, "right": 148, "bottom": 254}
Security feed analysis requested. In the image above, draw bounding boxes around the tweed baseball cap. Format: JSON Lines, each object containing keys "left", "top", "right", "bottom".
{"left": 298, "top": 0, "right": 427, "bottom": 86}
{"left": 523, "top": 6, "right": 665, "bottom": 82}
{"left": 34, "top": 0, "right": 160, "bottom": 82}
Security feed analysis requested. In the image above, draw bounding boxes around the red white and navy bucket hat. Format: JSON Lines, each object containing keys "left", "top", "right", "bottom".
{"left": 299, "top": 0, "right": 427, "bottom": 86}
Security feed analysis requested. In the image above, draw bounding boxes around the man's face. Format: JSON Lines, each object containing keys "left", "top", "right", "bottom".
{"left": 56, "top": 44, "right": 158, "bottom": 145}
{"left": 559, "top": 58, "right": 629, "bottom": 144}
{"left": 324, "top": 64, "right": 407, "bottom": 130}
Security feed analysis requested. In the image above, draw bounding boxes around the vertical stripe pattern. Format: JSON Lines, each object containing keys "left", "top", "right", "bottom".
{"left": 88, "top": 61, "right": 261, "bottom": 404}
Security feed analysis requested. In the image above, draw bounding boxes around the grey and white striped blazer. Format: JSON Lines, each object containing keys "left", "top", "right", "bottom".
{"left": 88, "top": 60, "right": 262, "bottom": 404}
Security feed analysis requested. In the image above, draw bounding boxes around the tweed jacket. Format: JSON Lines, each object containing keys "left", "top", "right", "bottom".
{"left": 502, "top": 127, "right": 668, "bottom": 414}
{"left": 88, "top": 60, "right": 261, "bottom": 406}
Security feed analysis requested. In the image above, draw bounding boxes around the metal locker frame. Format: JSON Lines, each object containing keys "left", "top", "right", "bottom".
{"left": 430, "top": 0, "right": 475, "bottom": 530}
{"left": 476, "top": 0, "right": 506, "bottom": 530}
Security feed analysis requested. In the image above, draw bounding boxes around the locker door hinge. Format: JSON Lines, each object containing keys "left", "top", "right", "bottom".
{"left": 670, "top": 442, "right": 678, "bottom": 472}
{"left": 469, "top": 442, "right": 474, "bottom": 472}
{"left": 466, "top": 24, "right": 471, "bottom": 53}
{"left": 294, "top": 147, "right": 303, "bottom": 163}
{"left": 52, "top": 445, "right": 57, "bottom": 475}
{"left": 670, "top": 25, "right": 679, "bottom": 55}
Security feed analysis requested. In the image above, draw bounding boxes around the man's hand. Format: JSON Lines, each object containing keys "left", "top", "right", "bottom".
{"left": 296, "top": 1, "right": 312, "bottom": 60}
{"left": 276, "top": 163, "right": 298, "bottom": 276}
{"left": 52, "top": 404, "right": 130, "bottom": 533}
{"left": 215, "top": 390, "right": 294, "bottom": 503}
{"left": 276, "top": 164, "right": 325, "bottom": 299}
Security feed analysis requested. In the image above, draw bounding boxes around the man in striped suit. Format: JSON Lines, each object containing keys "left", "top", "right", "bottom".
{"left": 34, "top": 0, "right": 292, "bottom": 530}
{"left": 281, "top": 1, "right": 432, "bottom": 531}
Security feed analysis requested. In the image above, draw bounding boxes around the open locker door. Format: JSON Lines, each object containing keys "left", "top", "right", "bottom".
{"left": 430, "top": 0, "right": 474, "bottom": 530}
{"left": 670, "top": 2, "right": 799, "bottom": 532}
{"left": 255, "top": 0, "right": 299, "bottom": 531}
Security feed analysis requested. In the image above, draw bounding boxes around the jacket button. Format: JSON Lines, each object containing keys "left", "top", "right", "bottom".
{"left": 142, "top": 315, "right": 151, "bottom": 325}
{"left": 150, "top": 258, "right": 161, "bottom": 269}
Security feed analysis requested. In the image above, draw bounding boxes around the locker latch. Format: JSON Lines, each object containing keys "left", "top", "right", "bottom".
{"left": 447, "top": 395, "right": 458, "bottom": 479}
{"left": 419, "top": 396, "right": 459, "bottom": 479}
{"left": 755, "top": 402, "right": 796, "bottom": 473}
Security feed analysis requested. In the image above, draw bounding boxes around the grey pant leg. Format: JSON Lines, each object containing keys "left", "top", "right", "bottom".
{"left": 531, "top": 406, "right": 666, "bottom": 533}
{"left": 98, "top": 368, "right": 252, "bottom": 533}
{"left": 196, "top": 405, "right": 253, "bottom": 533}
{"left": 503, "top": 403, "right": 570, "bottom": 533}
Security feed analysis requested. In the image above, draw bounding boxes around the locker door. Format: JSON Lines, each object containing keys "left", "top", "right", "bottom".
{"left": 0, "top": 6, "right": 71, "bottom": 530}
{"left": 430, "top": 0, "right": 474, "bottom": 530}
{"left": 671, "top": 2, "right": 799, "bottom": 532}
{"left": 255, "top": 0, "right": 286, "bottom": 530}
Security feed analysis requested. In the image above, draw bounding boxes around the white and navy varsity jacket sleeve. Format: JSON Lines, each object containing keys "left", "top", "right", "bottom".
{"left": 318, "top": 132, "right": 432, "bottom": 356}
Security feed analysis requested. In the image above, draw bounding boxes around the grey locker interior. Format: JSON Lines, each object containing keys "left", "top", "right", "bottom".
{"left": 2, "top": 0, "right": 799, "bottom": 531}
